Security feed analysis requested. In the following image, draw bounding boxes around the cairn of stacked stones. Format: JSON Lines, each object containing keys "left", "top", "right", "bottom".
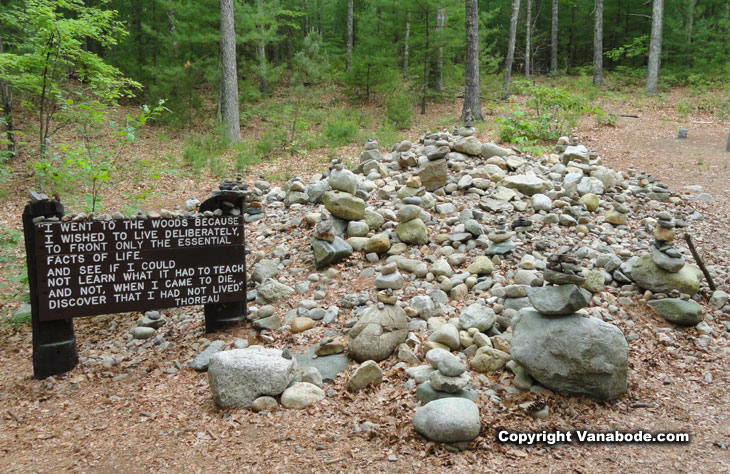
{"left": 395, "top": 201, "right": 429, "bottom": 245}
{"left": 374, "top": 262, "right": 405, "bottom": 291}
{"left": 636, "top": 211, "right": 704, "bottom": 325}
{"left": 486, "top": 216, "right": 516, "bottom": 255}
{"left": 311, "top": 211, "right": 352, "bottom": 269}
{"left": 511, "top": 251, "right": 629, "bottom": 400}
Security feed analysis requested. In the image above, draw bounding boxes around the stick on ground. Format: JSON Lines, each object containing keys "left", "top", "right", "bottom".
{"left": 684, "top": 233, "right": 716, "bottom": 291}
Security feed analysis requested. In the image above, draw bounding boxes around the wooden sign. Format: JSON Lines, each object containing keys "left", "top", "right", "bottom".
{"left": 34, "top": 216, "right": 246, "bottom": 321}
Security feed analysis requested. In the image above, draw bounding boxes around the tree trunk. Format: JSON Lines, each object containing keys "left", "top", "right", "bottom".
{"left": 463, "top": 0, "right": 482, "bottom": 120}
{"left": 317, "top": 0, "right": 322, "bottom": 34}
{"left": 421, "top": 10, "right": 429, "bottom": 115}
{"left": 550, "top": 0, "right": 558, "bottom": 74}
{"left": 346, "top": 0, "right": 353, "bottom": 72}
{"left": 219, "top": 0, "right": 241, "bottom": 143}
{"left": 403, "top": 12, "right": 410, "bottom": 80}
{"left": 503, "top": 0, "right": 521, "bottom": 92}
{"left": 256, "top": 0, "right": 268, "bottom": 94}
{"left": 434, "top": 7, "right": 445, "bottom": 93}
{"left": 568, "top": 1, "right": 576, "bottom": 69}
{"left": 646, "top": 0, "right": 664, "bottom": 94}
{"left": 525, "top": 0, "right": 532, "bottom": 78}
{"left": 434, "top": 7, "right": 446, "bottom": 93}
{"left": 0, "top": 36, "right": 16, "bottom": 158}
{"left": 685, "top": 0, "right": 695, "bottom": 59}
{"left": 593, "top": 0, "right": 603, "bottom": 86}
{"left": 167, "top": 9, "right": 178, "bottom": 56}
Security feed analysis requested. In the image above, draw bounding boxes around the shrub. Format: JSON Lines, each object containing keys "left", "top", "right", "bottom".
{"left": 385, "top": 88, "right": 413, "bottom": 130}
{"left": 497, "top": 81, "right": 596, "bottom": 144}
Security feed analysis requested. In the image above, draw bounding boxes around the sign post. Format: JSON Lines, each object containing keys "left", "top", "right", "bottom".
{"left": 23, "top": 183, "right": 249, "bottom": 379}
{"left": 23, "top": 197, "right": 78, "bottom": 379}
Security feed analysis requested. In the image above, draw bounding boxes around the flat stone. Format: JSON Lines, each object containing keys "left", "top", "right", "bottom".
{"left": 416, "top": 382, "right": 479, "bottom": 403}
{"left": 526, "top": 284, "right": 592, "bottom": 316}
{"left": 322, "top": 191, "right": 366, "bottom": 220}
{"left": 648, "top": 298, "right": 703, "bottom": 326}
{"left": 429, "top": 371, "right": 470, "bottom": 393}
{"left": 294, "top": 346, "right": 349, "bottom": 383}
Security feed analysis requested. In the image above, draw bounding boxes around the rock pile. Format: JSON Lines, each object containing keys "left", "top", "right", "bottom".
{"left": 191, "top": 127, "right": 727, "bottom": 444}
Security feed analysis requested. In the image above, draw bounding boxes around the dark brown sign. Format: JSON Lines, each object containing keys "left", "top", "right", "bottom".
{"left": 34, "top": 216, "right": 245, "bottom": 321}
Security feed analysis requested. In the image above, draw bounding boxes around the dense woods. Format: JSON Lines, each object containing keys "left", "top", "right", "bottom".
{"left": 1, "top": 0, "right": 729, "bottom": 131}
{"left": 0, "top": 0, "right": 728, "bottom": 186}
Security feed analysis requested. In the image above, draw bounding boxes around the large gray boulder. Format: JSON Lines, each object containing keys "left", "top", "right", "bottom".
{"left": 631, "top": 253, "right": 701, "bottom": 296}
{"left": 208, "top": 348, "right": 298, "bottom": 408}
{"left": 413, "top": 398, "right": 481, "bottom": 442}
{"left": 348, "top": 303, "right": 408, "bottom": 362}
{"left": 511, "top": 309, "right": 628, "bottom": 400}
{"left": 501, "top": 173, "right": 551, "bottom": 196}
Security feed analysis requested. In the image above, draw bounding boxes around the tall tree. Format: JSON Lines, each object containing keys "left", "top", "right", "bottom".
{"left": 646, "top": 0, "right": 664, "bottom": 93}
{"left": 346, "top": 0, "right": 353, "bottom": 71}
{"left": 434, "top": 7, "right": 445, "bottom": 92}
{"left": 0, "top": 35, "right": 16, "bottom": 158}
{"left": 403, "top": 12, "right": 410, "bottom": 79}
{"left": 256, "top": 0, "right": 268, "bottom": 94}
{"left": 568, "top": 0, "right": 576, "bottom": 69}
{"left": 503, "top": 0, "right": 521, "bottom": 92}
{"left": 525, "top": 0, "right": 532, "bottom": 78}
{"left": 684, "top": 0, "right": 695, "bottom": 58}
{"left": 593, "top": 0, "right": 603, "bottom": 86}
{"left": 462, "top": 0, "right": 482, "bottom": 119}
{"left": 219, "top": 0, "right": 241, "bottom": 142}
{"left": 550, "top": 0, "right": 558, "bottom": 74}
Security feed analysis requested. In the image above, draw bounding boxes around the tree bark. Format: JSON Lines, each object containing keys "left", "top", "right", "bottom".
{"left": 646, "top": 0, "right": 664, "bottom": 94}
{"left": 219, "top": 0, "right": 241, "bottom": 143}
{"left": 550, "top": 0, "right": 558, "bottom": 74}
{"left": 256, "top": 0, "right": 268, "bottom": 94}
{"left": 568, "top": 1, "right": 576, "bottom": 69}
{"left": 0, "top": 36, "right": 16, "bottom": 158}
{"left": 503, "top": 0, "right": 521, "bottom": 92}
{"left": 685, "top": 0, "right": 695, "bottom": 59}
{"left": 346, "top": 0, "right": 353, "bottom": 72}
{"left": 525, "top": 0, "right": 532, "bottom": 78}
{"left": 593, "top": 0, "right": 603, "bottom": 86}
{"left": 421, "top": 10, "right": 429, "bottom": 115}
{"left": 403, "top": 12, "right": 410, "bottom": 80}
{"left": 167, "top": 9, "right": 178, "bottom": 56}
{"left": 434, "top": 7, "right": 445, "bottom": 93}
{"left": 463, "top": 0, "right": 482, "bottom": 120}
